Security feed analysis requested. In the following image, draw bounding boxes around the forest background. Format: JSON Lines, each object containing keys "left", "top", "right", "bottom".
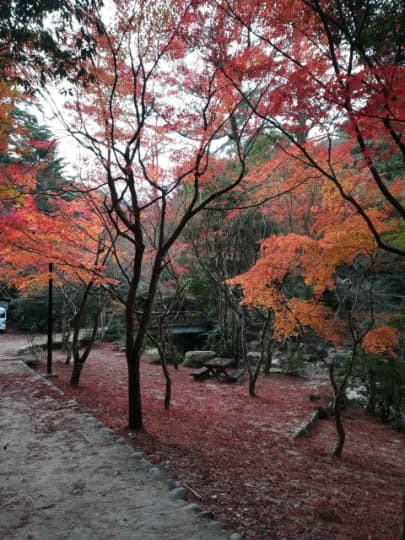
{"left": 1, "top": 1, "right": 405, "bottom": 537}
{"left": 0, "top": 0, "right": 404, "bottom": 454}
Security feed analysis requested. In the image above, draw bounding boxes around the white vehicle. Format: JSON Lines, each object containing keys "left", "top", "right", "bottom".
{"left": 0, "top": 307, "right": 6, "bottom": 332}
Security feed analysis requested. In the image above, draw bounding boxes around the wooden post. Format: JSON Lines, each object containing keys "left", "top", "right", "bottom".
{"left": 47, "top": 262, "right": 54, "bottom": 376}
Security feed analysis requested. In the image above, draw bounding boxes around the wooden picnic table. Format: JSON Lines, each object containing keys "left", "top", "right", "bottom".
{"left": 203, "top": 357, "right": 235, "bottom": 381}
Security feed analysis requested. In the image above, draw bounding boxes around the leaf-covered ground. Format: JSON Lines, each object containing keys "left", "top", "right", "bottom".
{"left": 42, "top": 343, "right": 405, "bottom": 539}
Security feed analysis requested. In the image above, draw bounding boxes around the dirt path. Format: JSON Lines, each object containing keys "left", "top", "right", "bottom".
{"left": 0, "top": 334, "right": 238, "bottom": 540}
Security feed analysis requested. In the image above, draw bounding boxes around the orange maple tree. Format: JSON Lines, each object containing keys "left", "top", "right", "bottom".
{"left": 229, "top": 140, "right": 399, "bottom": 336}
{"left": 227, "top": 139, "right": 401, "bottom": 456}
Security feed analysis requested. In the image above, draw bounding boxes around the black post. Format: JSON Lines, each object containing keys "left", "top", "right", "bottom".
{"left": 47, "top": 262, "right": 53, "bottom": 375}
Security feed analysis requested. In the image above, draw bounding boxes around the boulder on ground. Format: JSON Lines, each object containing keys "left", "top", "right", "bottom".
{"left": 141, "top": 348, "right": 161, "bottom": 365}
{"left": 22, "top": 355, "right": 41, "bottom": 368}
{"left": 325, "top": 348, "right": 352, "bottom": 366}
{"left": 17, "top": 345, "right": 44, "bottom": 357}
{"left": 181, "top": 350, "right": 216, "bottom": 368}
{"left": 16, "top": 345, "right": 44, "bottom": 369}
{"left": 247, "top": 352, "right": 261, "bottom": 365}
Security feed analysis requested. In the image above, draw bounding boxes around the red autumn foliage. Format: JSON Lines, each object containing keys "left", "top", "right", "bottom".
{"left": 42, "top": 343, "right": 405, "bottom": 540}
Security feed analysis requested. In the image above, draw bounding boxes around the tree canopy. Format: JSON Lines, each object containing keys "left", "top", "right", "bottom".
{"left": 0, "top": 0, "right": 403, "bottom": 438}
{"left": 0, "top": 0, "right": 102, "bottom": 88}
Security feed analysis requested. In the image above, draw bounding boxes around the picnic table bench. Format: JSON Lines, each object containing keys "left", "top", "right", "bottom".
{"left": 226, "top": 368, "right": 244, "bottom": 382}
{"left": 203, "top": 357, "right": 244, "bottom": 382}
{"left": 190, "top": 366, "right": 210, "bottom": 381}
{"left": 190, "top": 357, "right": 245, "bottom": 382}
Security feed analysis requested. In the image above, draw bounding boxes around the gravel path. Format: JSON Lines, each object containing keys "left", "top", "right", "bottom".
{"left": 0, "top": 334, "right": 238, "bottom": 540}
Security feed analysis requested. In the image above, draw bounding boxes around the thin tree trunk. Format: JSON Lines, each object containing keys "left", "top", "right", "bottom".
{"left": 155, "top": 316, "right": 172, "bottom": 410}
{"left": 248, "top": 368, "right": 260, "bottom": 396}
{"left": 328, "top": 339, "right": 359, "bottom": 458}
{"left": 260, "top": 310, "right": 273, "bottom": 375}
{"left": 332, "top": 393, "right": 346, "bottom": 458}
{"left": 61, "top": 300, "right": 72, "bottom": 365}
{"left": 239, "top": 310, "right": 262, "bottom": 397}
{"left": 162, "top": 356, "right": 171, "bottom": 410}
{"left": 127, "top": 350, "right": 143, "bottom": 430}
{"left": 64, "top": 340, "right": 72, "bottom": 365}
{"left": 329, "top": 362, "right": 346, "bottom": 458}
{"left": 63, "top": 323, "right": 72, "bottom": 365}
{"left": 156, "top": 312, "right": 173, "bottom": 410}
{"left": 70, "top": 302, "right": 102, "bottom": 386}
{"left": 401, "top": 481, "right": 405, "bottom": 540}
{"left": 248, "top": 348, "right": 264, "bottom": 397}
{"left": 70, "top": 316, "right": 83, "bottom": 386}
{"left": 263, "top": 341, "right": 273, "bottom": 374}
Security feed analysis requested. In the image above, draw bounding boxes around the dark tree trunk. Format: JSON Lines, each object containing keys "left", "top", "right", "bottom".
{"left": 162, "top": 358, "right": 171, "bottom": 410}
{"left": 70, "top": 359, "right": 84, "bottom": 386}
{"left": 125, "top": 254, "right": 163, "bottom": 430}
{"left": 69, "top": 300, "right": 101, "bottom": 387}
{"left": 125, "top": 294, "right": 144, "bottom": 431}
{"left": 70, "top": 320, "right": 84, "bottom": 387}
{"left": 238, "top": 310, "right": 262, "bottom": 397}
{"left": 329, "top": 362, "right": 346, "bottom": 458}
{"left": 248, "top": 352, "right": 264, "bottom": 397}
{"left": 332, "top": 393, "right": 346, "bottom": 458}
{"left": 64, "top": 341, "right": 72, "bottom": 365}
{"left": 248, "top": 374, "right": 258, "bottom": 397}
{"left": 157, "top": 316, "right": 172, "bottom": 410}
{"left": 127, "top": 351, "right": 143, "bottom": 431}
{"left": 328, "top": 341, "right": 358, "bottom": 458}
{"left": 61, "top": 299, "right": 72, "bottom": 365}
{"left": 401, "top": 481, "right": 405, "bottom": 540}
{"left": 260, "top": 310, "right": 273, "bottom": 376}
{"left": 263, "top": 345, "right": 273, "bottom": 375}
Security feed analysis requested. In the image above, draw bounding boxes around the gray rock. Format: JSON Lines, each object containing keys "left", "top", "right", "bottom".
{"left": 149, "top": 467, "right": 165, "bottom": 480}
{"left": 100, "top": 427, "right": 115, "bottom": 436}
{"left": 325, "top": 348, "right": 352, "bottom": 367}
{"left": 208, "top": 521, "right": 224, "bottom": 531}
{"left": 17, "top": 345, "right": 44, "bottom": 357}
{"left": 139, "top": 458, "right": 153, "bottom": 469}
{"left": 247, "top": 352, "right": 261, "bottom": 365}
{"left": 166, "top": 478, "right": 177, "bottom": 490}
{"left": 197, "top": 510, "right": 214, "bottom": 519}
{"left": 169, "top": 487, "right": 188, "bottom": 500}
{"left": 21, "top": 355, "right": 41, "bottom": 368}
{"left": 271, "top": 354, "right": 281, "bottom": 367}
{"left": 230, "top": 533, "right": 242, "bottom": 540}
{"left": 141, "top": 348, "right": 161, "bottom": 364}
{"left": 185, "top": 503, "right": 203, "bottom": 513}
{"left": 181, "top": 350, "right": 216, "bottom": 368}
{"left": 292, "top": 409, "right": 320, "bottom": 439}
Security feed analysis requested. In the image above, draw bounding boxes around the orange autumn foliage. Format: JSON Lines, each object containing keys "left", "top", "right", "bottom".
{"left": 363, "top": 326, "right": 400, "bottom": 359}
{"left": 228, "top": 141, "right": 402, "bottom": 345}
{"left": 0, "top": 187, "right": 116, "bottom": 293}
{"left": 0, "top": 79, "right": 118, "bottom": 292}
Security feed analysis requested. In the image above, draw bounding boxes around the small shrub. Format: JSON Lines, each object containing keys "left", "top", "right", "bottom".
{"left": 355, "top": 349, "right": 405, "bottom": 425}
